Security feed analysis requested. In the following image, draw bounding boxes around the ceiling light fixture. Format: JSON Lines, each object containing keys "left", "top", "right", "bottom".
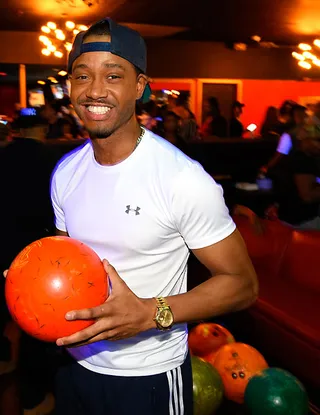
{"left": 293, "top": 39, "right": 320, "bottom": 70}
{"left": 298, "top": 43, "right": 312, "bottom": 51}
{"left": 39, "top": 20, "right": 88, "bottom": 61}
{"left": 54, "top": 0, "right": 99, "bottom": 7}
{"left": 251, "top": 35, "right": 261, "bottom": 43}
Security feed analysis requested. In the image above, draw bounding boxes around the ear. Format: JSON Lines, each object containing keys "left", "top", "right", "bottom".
{"left": 136, "top": 74, "right": 149, "bottom": 100}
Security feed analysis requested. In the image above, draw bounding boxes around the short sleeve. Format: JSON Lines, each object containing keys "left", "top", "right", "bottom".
{"left": 277, "top": 133, "right": 292, "bottom": 155}
{"left": 50, "top": 171, "right": 67, "bottom": 232}
{"left": 171, "top": 163, "right": 236, "bottom": 249}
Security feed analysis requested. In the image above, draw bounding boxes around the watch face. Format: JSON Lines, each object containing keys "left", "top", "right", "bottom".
{"left": 158, "top": 309, "right": 174, "bottom": 328}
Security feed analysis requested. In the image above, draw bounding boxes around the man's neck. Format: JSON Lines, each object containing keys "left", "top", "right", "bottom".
{"left": 91, "top": 118, "right": 142, "bottom": 166}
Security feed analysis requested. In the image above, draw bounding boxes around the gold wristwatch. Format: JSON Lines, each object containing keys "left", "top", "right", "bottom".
{"left": 153, "top": 297, "right": 174, "bottom": 331}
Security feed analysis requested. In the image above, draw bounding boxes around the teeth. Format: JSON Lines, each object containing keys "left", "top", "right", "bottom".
{"left": 87, "top": 106, "right": 110, "bottom": 114}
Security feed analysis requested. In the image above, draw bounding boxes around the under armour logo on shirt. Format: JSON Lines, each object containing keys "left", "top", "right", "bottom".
{"left": 125, "top": 205, "right": 141, "bottom": 215}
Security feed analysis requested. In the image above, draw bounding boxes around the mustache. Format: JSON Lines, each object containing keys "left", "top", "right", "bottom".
{"left": 77, "top": 99, "right": 113, "bottom": 106}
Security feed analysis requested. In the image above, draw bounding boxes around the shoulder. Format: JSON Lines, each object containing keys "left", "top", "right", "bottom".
{"left": 52, "top": 140, "right": 91, "bottom": 182}
{"left": 145, "top": 129, "right": 201, "bottom": 172}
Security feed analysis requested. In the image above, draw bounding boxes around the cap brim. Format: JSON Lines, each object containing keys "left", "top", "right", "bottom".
{"left": 140, "top": 84, "right": 152, "bottom": 104}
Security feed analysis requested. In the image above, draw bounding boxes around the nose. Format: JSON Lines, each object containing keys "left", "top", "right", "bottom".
{"left": 85, "top": 76, "right": 108, "bottom": 100}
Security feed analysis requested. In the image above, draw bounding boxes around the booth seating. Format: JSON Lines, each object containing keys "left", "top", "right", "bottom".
{"left": 234, "top": 214, "right": 320, "bottom": 389}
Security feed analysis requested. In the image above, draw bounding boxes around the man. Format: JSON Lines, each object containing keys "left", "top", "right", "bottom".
{"left": 229, "top": 101, "right": 245, "bottom": 137}
{"left": 50, "top": 18, "right": 257, "bottom": 415}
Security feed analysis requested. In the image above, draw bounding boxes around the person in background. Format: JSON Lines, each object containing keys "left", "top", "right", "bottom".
{"left": 200, "top": 97, "right": 228, "bottom": 138}
{"left": 229, "top": 101, "right": 245, "bottom": 138}
{"left": 40, "top": 101, "right": 74, "bottom": 139}
{"left": 274, "top": 133, "right": 320, "bottom": 230}
{"left": 59, "top": 97, "right": 83, "bottom": 138}
{"left": 138, "top": 100, "right": 158, "bottom": 131}
{"left": 277, "top": 100, "right": 296, "bottom": 134}
{"left": 0, "top": 122, "right": 10, "bottom": 142}
{"left": 307, "top": 101, "right": 320, "bottom": 129}
{"left": 261, "top": 104, "right": 307, "bottom": 175}
{"left": 162, "top": 111, "right": 188, "bottom": 154}
{"left": 171, "top": 92, "right": 198, "bottom": 142}
{"left": 0, "top": 112, "right": 56, "bottom": 415}
{"left": 260, "top": 106, "right": 283, "bottom": 138}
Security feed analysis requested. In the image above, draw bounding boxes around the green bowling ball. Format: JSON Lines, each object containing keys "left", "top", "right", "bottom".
{"left": 191, "top": 355, "right": 224, "bottom": 415}
{"left": 245, "top": 368, "right": 309, "bottom": 415}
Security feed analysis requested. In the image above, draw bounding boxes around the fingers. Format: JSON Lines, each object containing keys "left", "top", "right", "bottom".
{"left": 102, "top": 260, "right": 127, "bottom": 291}
{"left": 103, "top": 259, "right": 117, "bottom": 277}
{"left": 3, "top": 270, "right": 8, "bottom": 278}
{"left": 65, "top": 304, "right": 107, "bottom": 321}
{"left": 56, "top": 319, "right": 111, "bottom": 346}
{"left": 65, "top": 331, "right": 117, "bottom": 348}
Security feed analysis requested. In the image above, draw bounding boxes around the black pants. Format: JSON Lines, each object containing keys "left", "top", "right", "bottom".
{"left": 55, "top": 353, "right": 193, "bottom": 415}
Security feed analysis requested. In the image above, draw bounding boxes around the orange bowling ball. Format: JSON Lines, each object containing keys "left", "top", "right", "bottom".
{"left": 5, "top": 236, "right": 108, "bottom": 342}
{"left": 213, "top": 343, "right": 268, "bottom": 404}
{"left": 189, "top": 323, "right": 235, "bottom": 357}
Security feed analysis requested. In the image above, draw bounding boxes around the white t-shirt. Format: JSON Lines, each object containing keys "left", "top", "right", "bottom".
{"left": 277, "top": 132, "right": 292, "bottom": 155}
{"left": 51, "top": 128, "right": 236, "bottom": 377}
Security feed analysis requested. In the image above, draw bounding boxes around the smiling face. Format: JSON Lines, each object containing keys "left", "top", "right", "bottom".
{"left": 70, "top": 34, "right": 147, "bottom": 139}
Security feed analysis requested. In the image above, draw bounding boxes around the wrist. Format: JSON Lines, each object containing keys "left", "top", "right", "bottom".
{"left": 141, "top": 298, "right": 157, "bottom": 331}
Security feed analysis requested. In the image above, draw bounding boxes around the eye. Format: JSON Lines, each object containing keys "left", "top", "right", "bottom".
{"left": 75, "top": 75, "right": 88, "bottom": 80}
{"left": 239, "top": 371, "right": 245, "bottom": 379}
{"left": 108, "top": 75, "right": 121, "bottom": 80}
{"left": 232, "top": 372, "right": 238, "bottom": 379}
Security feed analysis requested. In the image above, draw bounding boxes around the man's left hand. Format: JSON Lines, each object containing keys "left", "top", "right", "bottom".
{"left": 56, "top": 260, "right": 156, "bottom": 347}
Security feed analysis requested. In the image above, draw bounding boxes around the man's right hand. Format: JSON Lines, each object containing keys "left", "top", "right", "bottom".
{"left": 3, "top": 270, "right": 8, "bottom": 278}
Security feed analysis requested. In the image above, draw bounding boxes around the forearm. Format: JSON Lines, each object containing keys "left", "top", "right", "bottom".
{"left": 265, "top": 152, "right": 283, "bottom": 171}
{"left": 145, "top": 271, "right": 257, "bottom": 330}
{"left": 167, "top": 272, "right": 257, "bottom": 324}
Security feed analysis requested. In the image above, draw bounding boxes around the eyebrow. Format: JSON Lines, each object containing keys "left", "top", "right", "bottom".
{"left": 104, "top": 63, "right": 126, "bottom": 71}
{"left": 72, "top": 63, "right": 126, "bottom": 72}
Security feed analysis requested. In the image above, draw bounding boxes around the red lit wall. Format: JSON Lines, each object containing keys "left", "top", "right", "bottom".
{"left": 0, "top": 84, "right": 19, "bottom": 118}
{"left": 151, "top": 79, "right": 320, "bottom": 132}
{"left": 241, "top": 80, "right": 320, "bottom": 133}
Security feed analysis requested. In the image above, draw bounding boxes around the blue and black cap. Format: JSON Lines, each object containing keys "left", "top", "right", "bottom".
{"left": 68, "top": 17, "right": 151, "bottom": 103}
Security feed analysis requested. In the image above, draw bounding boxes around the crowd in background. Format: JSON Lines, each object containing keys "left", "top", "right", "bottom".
{"left": 1, "top": 90, "right": 320, "bottom": 414}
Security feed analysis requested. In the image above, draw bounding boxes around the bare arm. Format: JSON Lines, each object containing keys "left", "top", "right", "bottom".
{"left": 295, "top": 174, "right": 320, "bottom": 203}
{"left": 262, "top": 152, "right": 284, "bottom": 174}
{"left": 166, "top": 229, "right": 258, "bottom": 324}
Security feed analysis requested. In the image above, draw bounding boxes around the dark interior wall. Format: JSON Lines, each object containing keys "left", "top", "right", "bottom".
{"left": 145, "top": 39, "right": 307, "bottom": 80}
{"left": 0, "top": 31, "right": 315, "bottom": 81}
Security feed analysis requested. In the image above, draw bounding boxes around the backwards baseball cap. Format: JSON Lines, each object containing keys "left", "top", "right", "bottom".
{"left": 68, "top": 17, "right": 151, "bottom": 103}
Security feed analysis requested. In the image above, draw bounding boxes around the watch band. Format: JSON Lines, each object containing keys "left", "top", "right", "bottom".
{"left": 155, "top": 297, "right": 168, "bottom": 308}
{"left": 153, "top": 297, "right": 174, "bottom": 331}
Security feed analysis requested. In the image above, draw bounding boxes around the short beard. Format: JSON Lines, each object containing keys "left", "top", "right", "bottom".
{"left": 83, "top": 105, "right": 136, "bottom": 140}
{"left": 87, "top": 126, "right": 114, "bottom": 139}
